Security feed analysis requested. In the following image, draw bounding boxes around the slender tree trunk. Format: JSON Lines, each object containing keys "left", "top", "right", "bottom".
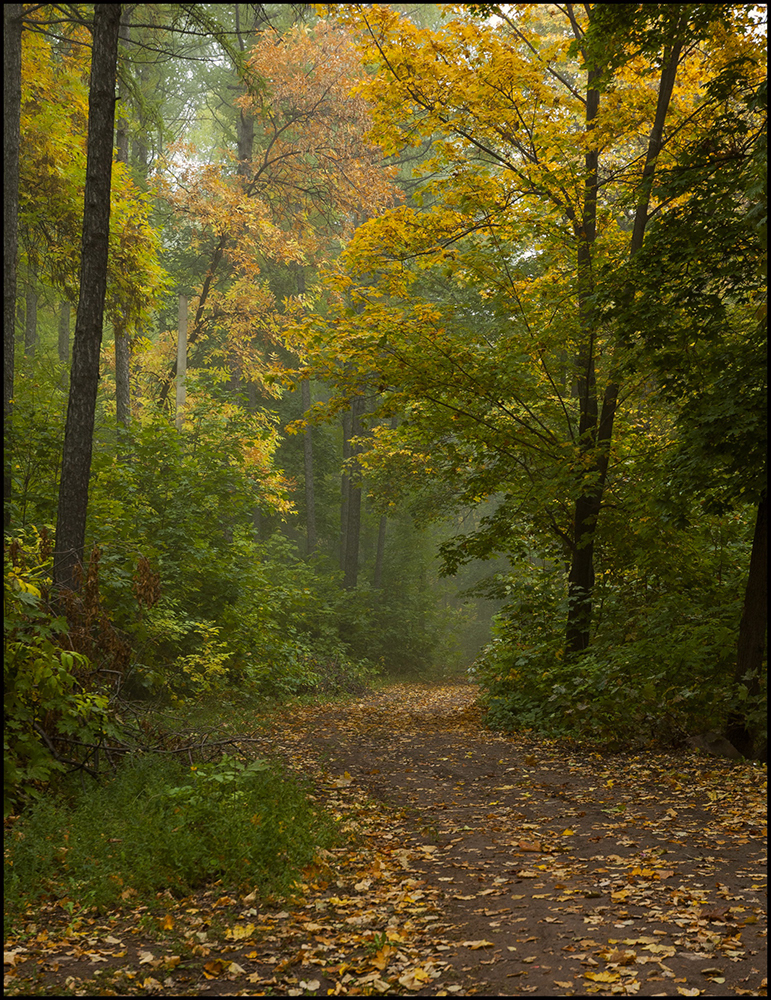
{"left": 373, "top": 514, "right": 387, "bottom": 589}
{"left": 53, "top": 3, "right": 122, "bottom": 594}
{"left": 24, "top": 274, "right": 38, "bottom": 357}
{"left": 301, "top": 378, "right": 317, "bottom": 554}
{"left": 343, "top": 398, "right": 365, "bottom": 589}
{"left": 4, "top": 4, "right": 22, "bottom": 530}
{"left": 131, "top": 57, "right": 149, "bottom": 176}
{"left": 115, "top": 317, "right": 131, "bottom": 427}
{"left": 235, "top": 1, "right": 264, "bottom": 178}
{"left": 58, "top": 300, "right": 71, "bottom": 364}
{"left": 725, "top": 495, "right": 767, "bottom": 758}
{"left": 565, "top": 65, "right": 601, "bottom": 656}
{"left": 373, "top": 415, "right": 396, "bottom": 589}
{"left": 176, "top": 294, "right": 187, "bottom": 430}
{"left": 114, "top": 8, "right": 132, "bottom": 430}
{"left": 344, "top": 477, "right": 362, "bottom": 591}
{"left": 340, "top": 408, "right": 351, "bottom": 571}
{"left": 564, "top": 32, "right": 685, "bottom": 656}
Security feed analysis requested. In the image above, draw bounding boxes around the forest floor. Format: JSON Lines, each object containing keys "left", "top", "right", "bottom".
{"left": 4, "top": 682, "right": 767, "bottom": 997}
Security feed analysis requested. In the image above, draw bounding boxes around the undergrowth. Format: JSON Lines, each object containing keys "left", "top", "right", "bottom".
{"left": 4, "top": 751, "right": 338, "bottom": 938}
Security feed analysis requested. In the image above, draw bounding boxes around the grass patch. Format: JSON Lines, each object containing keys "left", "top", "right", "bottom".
{"left": 4, "top": 750, "right": 337, "bottom": 935}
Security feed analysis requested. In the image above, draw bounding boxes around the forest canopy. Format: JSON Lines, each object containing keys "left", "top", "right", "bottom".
{"left": 3, "top": 2, "right": 767, "bottom": 824}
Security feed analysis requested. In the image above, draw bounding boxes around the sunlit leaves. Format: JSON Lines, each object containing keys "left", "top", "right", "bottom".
{"left": 19, "top": 25, "right": 169, "bottom": 328}
{"left": 153, "top": 20, "right": 401, "bottom": 393}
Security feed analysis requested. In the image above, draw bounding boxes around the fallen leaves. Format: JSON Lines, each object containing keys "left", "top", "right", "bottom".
{"left": 3, "top": 683, "right": 767, "bottom": 997}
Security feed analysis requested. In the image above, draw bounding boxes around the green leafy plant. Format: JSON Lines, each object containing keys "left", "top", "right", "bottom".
{"left": 4, "top": 531, "right": 112, "bottom": 816}
{"left": 4, "top": 751, "right": 338, "bottom": 929}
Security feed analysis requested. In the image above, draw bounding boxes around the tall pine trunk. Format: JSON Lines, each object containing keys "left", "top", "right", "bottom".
{"left": 54, "top": 4, "right": 122, "bottom": 594}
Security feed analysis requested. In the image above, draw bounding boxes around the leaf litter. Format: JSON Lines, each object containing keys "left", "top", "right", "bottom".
{"left": 4, "top": 683, "right": 766, "bottom": 996}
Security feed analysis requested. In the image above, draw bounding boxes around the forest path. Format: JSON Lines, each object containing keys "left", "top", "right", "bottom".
{"left": 5, "top": 683, "right": 766, "bottom": 996}
{"left": 254, "top": 682, "right": 767, "bottom": 997}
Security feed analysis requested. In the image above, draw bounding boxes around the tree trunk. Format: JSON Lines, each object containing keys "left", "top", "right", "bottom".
{"left": 115, "top": 317, "right": 131, "bottom": 427}
{"left": 4, "top": 4, "right": 22, "bottom": 530}
{"left": 176, "top": 294, "right": 187, "bottom": 430}
{"left": 53, "top": 3, "right": 122, "bottom": 594}
{"left": 564, "top": 64, "right": 601, "bottom": 656}
{"left": 301, "top": 378, "right": 317, "bottom": 554}
{"left": 58, "top": 300, "right": 71, "bottom": 364}
{"left": 235, "top": 1, "right": 265, "bottom": 179}
{"left": 24, "top": 273, "right": 38, "bottom": 357}
{"left": 340, "top": 408, "right": 351, "bottom": 572}
{"left": 343, "top": 398, "right": 364, "bottom": 589}
{"left": 131, "top": 57, "right": 149, "bottom": 175}
{"left": 114, "top": 7, "right": 132, "bottom": 430}
{"left": 373, "top": 514, "right": 387, "bottom": 589}
{"left": 725, "top": 495, "right": 767, "bottom": 758}
{"left": 564, "top": 31, "right": 685, "bottom": 656}
{"left": 373, "top": 415, "right": 396, "bottom": 589}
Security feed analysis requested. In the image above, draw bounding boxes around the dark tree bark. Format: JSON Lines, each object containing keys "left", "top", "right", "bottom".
{"left": 564, "top": 29, "right": 685, "bottom": 656}
{"left": 234, "top": 3, "right": 267, "bottom": 176}
{"left": 54, "top": 4, "right": 122, "bottom": 594}
{"left": 564, "top": 62, "right": 601, "bottom": 656}
{"left": 175, "top": 294, "right": 187, "bottom": 430}
{"left": 725, "top": 495, "right": 767, "bottom": 758}
{"left": 114, "top": 7, "right": 132, "bottom": 430}
{"left": 4, "top": 3, "right": 23, "bottom": 529}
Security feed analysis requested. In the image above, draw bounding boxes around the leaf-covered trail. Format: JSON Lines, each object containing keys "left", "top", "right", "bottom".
{"left": 259, "top": 683, "right": 766, "bottom": 997}
{"left": 5, "top": 683, "right": 766, "bottom": 996}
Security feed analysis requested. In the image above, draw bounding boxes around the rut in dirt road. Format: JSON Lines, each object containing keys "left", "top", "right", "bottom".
{"left": 270, "top": 683, "right": 767, "bottom": 997}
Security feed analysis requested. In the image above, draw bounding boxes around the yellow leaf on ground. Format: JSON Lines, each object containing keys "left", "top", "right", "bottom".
{"left": 586, "top": 970, "right": 620, "bottom": 982}
{"left": 225, "top": 923, "right": 256, "bottom": 940}
{"left": 399, "top": 966, "right": 433, "bottom": 989}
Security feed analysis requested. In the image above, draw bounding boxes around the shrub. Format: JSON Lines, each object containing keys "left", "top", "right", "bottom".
{"left": 4, "top": 530, "right": 113, "bottom": 817}
{"left": 4, "top": 751, "right": 338, "bottom": 928}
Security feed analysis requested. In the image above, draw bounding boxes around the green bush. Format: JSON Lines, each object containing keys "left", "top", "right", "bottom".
{"left": 474, "top": 511, "right": 756, "bottom": 748}
{"left": 5, "top": 751, "right": 338, "bottom": 929}
{"left": 4, "top": 531, "right": 112, "bottom": 817}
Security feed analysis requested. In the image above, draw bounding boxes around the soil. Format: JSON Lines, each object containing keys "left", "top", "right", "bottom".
{"left": 4, "top": 682, "right": 767, "bottom": 996}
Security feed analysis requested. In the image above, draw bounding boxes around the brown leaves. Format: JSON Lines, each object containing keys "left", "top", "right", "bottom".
{"left": 3, "top": 684, "right": 766, "bottom": 997}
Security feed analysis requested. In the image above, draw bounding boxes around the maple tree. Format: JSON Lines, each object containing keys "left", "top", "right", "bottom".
{"left": 4, "top": 9, "right": 766, "bottom": 992}
{"left": 304, "top": 2, "right": 766, "bottom": 661}
{"left": 610, "top": 68, "right": 767, "bottom": 757}
{"left": 17, "top": 22, "right": 168, "bottom": 351}
{"left": 153, "top": 19, "right": 400, "bottom": 408}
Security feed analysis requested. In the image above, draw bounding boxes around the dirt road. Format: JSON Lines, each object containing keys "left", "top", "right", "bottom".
{"left": 262, "top": 683, "right": 767, "bottom": 996}
{"left": 5, "top": 683, "right": 765, "bottom": 996}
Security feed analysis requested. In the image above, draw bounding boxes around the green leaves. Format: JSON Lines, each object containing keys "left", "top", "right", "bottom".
{"left": 4, "top": 536, "right": 105, "bottom": 816}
